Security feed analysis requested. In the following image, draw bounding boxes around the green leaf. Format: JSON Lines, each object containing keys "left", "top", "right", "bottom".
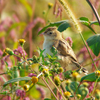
{"left": 63, "top": 70, "right": 72, "bottom": 79}
{"left": 44, "top": 98, "right": 52, "bottom": 100}
{"left": 80, "top": 72, "right": 100, "bottom": 82}
{"left": 87, "top": 34, "right": 100, "bottom": 56}
{"left": 90, "top": 21, "right": 99, "bottom": 26}
{"left": 79, "top": 17, "right": 89, "bottom": 22}
{"left": 79, "top": 17, "right": 97, "bottom": 34}
{"left": 37, "top": 82, "right": 46, "bottom": 87}
{"left": 18, "top": 0, "right": 32, "bottom": 17}
{"left": 38, "top": 20, "right": 68, "bottom": 35}
{"left": 0, "top": 91, "right": 7, "bottom": 95}
{"left": 3, "top": 77, "right": 31, "bottom": 87}
{"left": 58, "top": 22, "right": 70, "bottom": 32}
{"left": 70, "top": 82, "right": 79, "bottom": 92}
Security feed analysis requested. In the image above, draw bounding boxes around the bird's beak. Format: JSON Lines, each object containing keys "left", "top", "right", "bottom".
{"left": 42, "top": 33, "right": 44, "bottom": 35}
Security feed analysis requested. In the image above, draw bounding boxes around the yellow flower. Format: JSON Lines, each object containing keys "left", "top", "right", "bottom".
{"left": 95, "top": 89, "right": 100, "bottom": 99}
{"left": 72, "top": 72, "right": 80, "bottom": 80}
{"left": 95, "top": 70, "right": 100, "bottom": 77}
{"left": 64, "top": 91, "right": 71, "bottom": 98}
{"left": 5, "top": 48, "right": 14, "bottom": 55}
{"left": 66, "top": 79, "right": 71, "bottom": 85}
{"left": 48, "top": 3, "right": 53, "bottom": 9}
{"left": 95, "top": 89, "right": 100, "bottom": 94}
{"left": 23, "top": 84, "right": 29, "bottom": 91}
{"left": 31, "top": 76, "right": 38, "bottom": 84}
{"left": 18, "top": 39, "right": 26, "bottom": 46}
{"left": 54, "top": 76, "right": 61, "bottom": 86}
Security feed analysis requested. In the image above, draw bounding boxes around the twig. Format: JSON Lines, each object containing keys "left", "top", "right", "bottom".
{"left": 41, "top": 77, "right": 58, "bottom": 100}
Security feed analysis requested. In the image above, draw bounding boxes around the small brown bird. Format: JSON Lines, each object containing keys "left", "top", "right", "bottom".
{"left": 43, "top": 27, "right": 87, "bottom": 73}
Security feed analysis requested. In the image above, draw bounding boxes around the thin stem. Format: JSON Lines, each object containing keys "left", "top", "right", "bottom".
{"left": 79, "top": 33, "right": 98, "bottom": 70}
{"left": 0, "top": 72, "right": 6, "bottom": 75}
{"left": 41, "top": 77, "right": 58, "bottom": 100}
{"left": 83, "top": 58, "right": 100, "bottom": 67}
{"left": 48, "top": 76, "right": 66, "bottom": 100}
{"left": 13, "top": 54, "right": 25, "bottom": 61}
{"left": 91, "top": 77, "right": 98, "bottom": 96}
{"left": 86, "top": 0, "right": 100, "bottom": 25}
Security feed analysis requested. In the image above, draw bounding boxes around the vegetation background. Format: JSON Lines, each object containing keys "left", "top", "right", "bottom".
{"left": 0, "top": 0, "right": 100, "bottom": 100}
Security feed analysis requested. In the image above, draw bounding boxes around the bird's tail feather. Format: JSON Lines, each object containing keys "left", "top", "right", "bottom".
{"left": 72, "top": 60, "right": 88, "bottom": 74}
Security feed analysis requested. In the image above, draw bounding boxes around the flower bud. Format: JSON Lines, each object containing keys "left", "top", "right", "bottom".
{"left": 95, "top": 89, "right": 100, "bottom": 99}
{"left": 33, "top": 55, "right": 38, "bottom": 63}
{"left": 43, "top": 10, "right": 46, "bottom": 15}
{"left": 23, "top": 84, "right": 29, "bottom": 91}
{"left": 48, "top": 3, "right": 53, "bottom": 9}
{"left": 82, "top": 82, "right": 89, "bottom": 87}
{"left": 65, "top": 79, "right": 71, "bottom": 85}
{"left": 54, "top": 63, "right": 59, "bottom": 68}
{"left": 57, "top": 67, "right": 64, "bottom": 73}
{"left": 42, "top": 68, "right": 49, "bottom": 77}
{"left": 54, "top": 76, "right": 61, "bottom": 86}
{"left": 64, "top": 91, "right": 71, "bottom": 98}
{"left": 77, "top": 94, "right": 81, "bottom": 99}
{"left": 2, "top": 49, "right": 8, "bottom": 56}
{"left": 18, "top": 39, "right": 26, "bottom": 46}
{"left": 31, "top": 76, "right": 38, "bottom": 84}
{"left": 5, "top": 48, "right": 14, "bottom": 55}
{"left": 78, "top": 87, "right": 89, "bottom": 99}
{"left": 72, "top": 72, "right": 80, "bottom": 81}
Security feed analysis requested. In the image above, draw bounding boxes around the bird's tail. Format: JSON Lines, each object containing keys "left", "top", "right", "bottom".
{"left": 72, "top": 60, "right": 88, "bottom": 74}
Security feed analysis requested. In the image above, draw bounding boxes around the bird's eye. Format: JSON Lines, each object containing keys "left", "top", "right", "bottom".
{"left": 49, "top": 32, "right": 52, "bottom": 34}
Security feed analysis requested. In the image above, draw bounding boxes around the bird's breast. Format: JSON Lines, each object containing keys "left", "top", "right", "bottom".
{"left": 43, "top": 40, "right": 53, "bottom": 56}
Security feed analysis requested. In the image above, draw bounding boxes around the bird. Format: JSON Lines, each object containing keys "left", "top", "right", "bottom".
{"left": 43, "top": 27, "right": 88, "bottom": 73}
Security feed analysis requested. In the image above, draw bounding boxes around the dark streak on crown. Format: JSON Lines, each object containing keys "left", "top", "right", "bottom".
{"left": 44, "top": 27, "right": 57, "bottom": 33}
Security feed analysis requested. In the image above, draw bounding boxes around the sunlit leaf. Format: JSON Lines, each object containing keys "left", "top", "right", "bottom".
{"left": 79, "top": 17, "right": 89, "bottom": 22}
{"left": 38, "top": 20, "right": 68, "bottom": 35}
{"left": 90, "top": 21, "right": 99, "bottom": 26}
{"left": 58, "top": 22, "right": 70, "bottom": 32}
{"left": 81, "top": 72, "right": 100, "bottom": 82}
{"left": 79, "top": 17, "right": 97, "bottom": 34}
{"left": 87, "top": 34, "right": 100, "bottom": 56}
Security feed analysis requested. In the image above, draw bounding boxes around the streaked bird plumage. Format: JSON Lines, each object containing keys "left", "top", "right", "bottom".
{"left": 43, "top": 27, "right": 87, "bottom": 73}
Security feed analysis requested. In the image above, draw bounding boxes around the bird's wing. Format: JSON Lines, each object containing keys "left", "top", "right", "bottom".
{"left": 53, "top": 39, "right": 77, "bottom": 62}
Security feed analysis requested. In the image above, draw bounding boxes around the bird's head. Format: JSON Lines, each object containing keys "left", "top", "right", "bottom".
{"left": 43, "top": 27, "right": 62, "bottom": 40}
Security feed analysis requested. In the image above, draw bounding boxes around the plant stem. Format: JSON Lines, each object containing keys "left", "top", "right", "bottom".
{"left": 91, "top": 77, "right": 98, "bottom": 96}
{"left": 13, "top": 54, "right": 25, "bottom": 61}
{"left": 83, "top": 58, "right": 100, "bottom": 67}
{"left": 48, "top": 76, "right": 66, "bottom": 100}
{"left": 41, "top": 77, "right": 58, "bottom": 100}
{"left": 79, "top": 33, "right": 97, "bottom": 70}
{"left": 86, "top": 0, "right": 100, "bottom": 25}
